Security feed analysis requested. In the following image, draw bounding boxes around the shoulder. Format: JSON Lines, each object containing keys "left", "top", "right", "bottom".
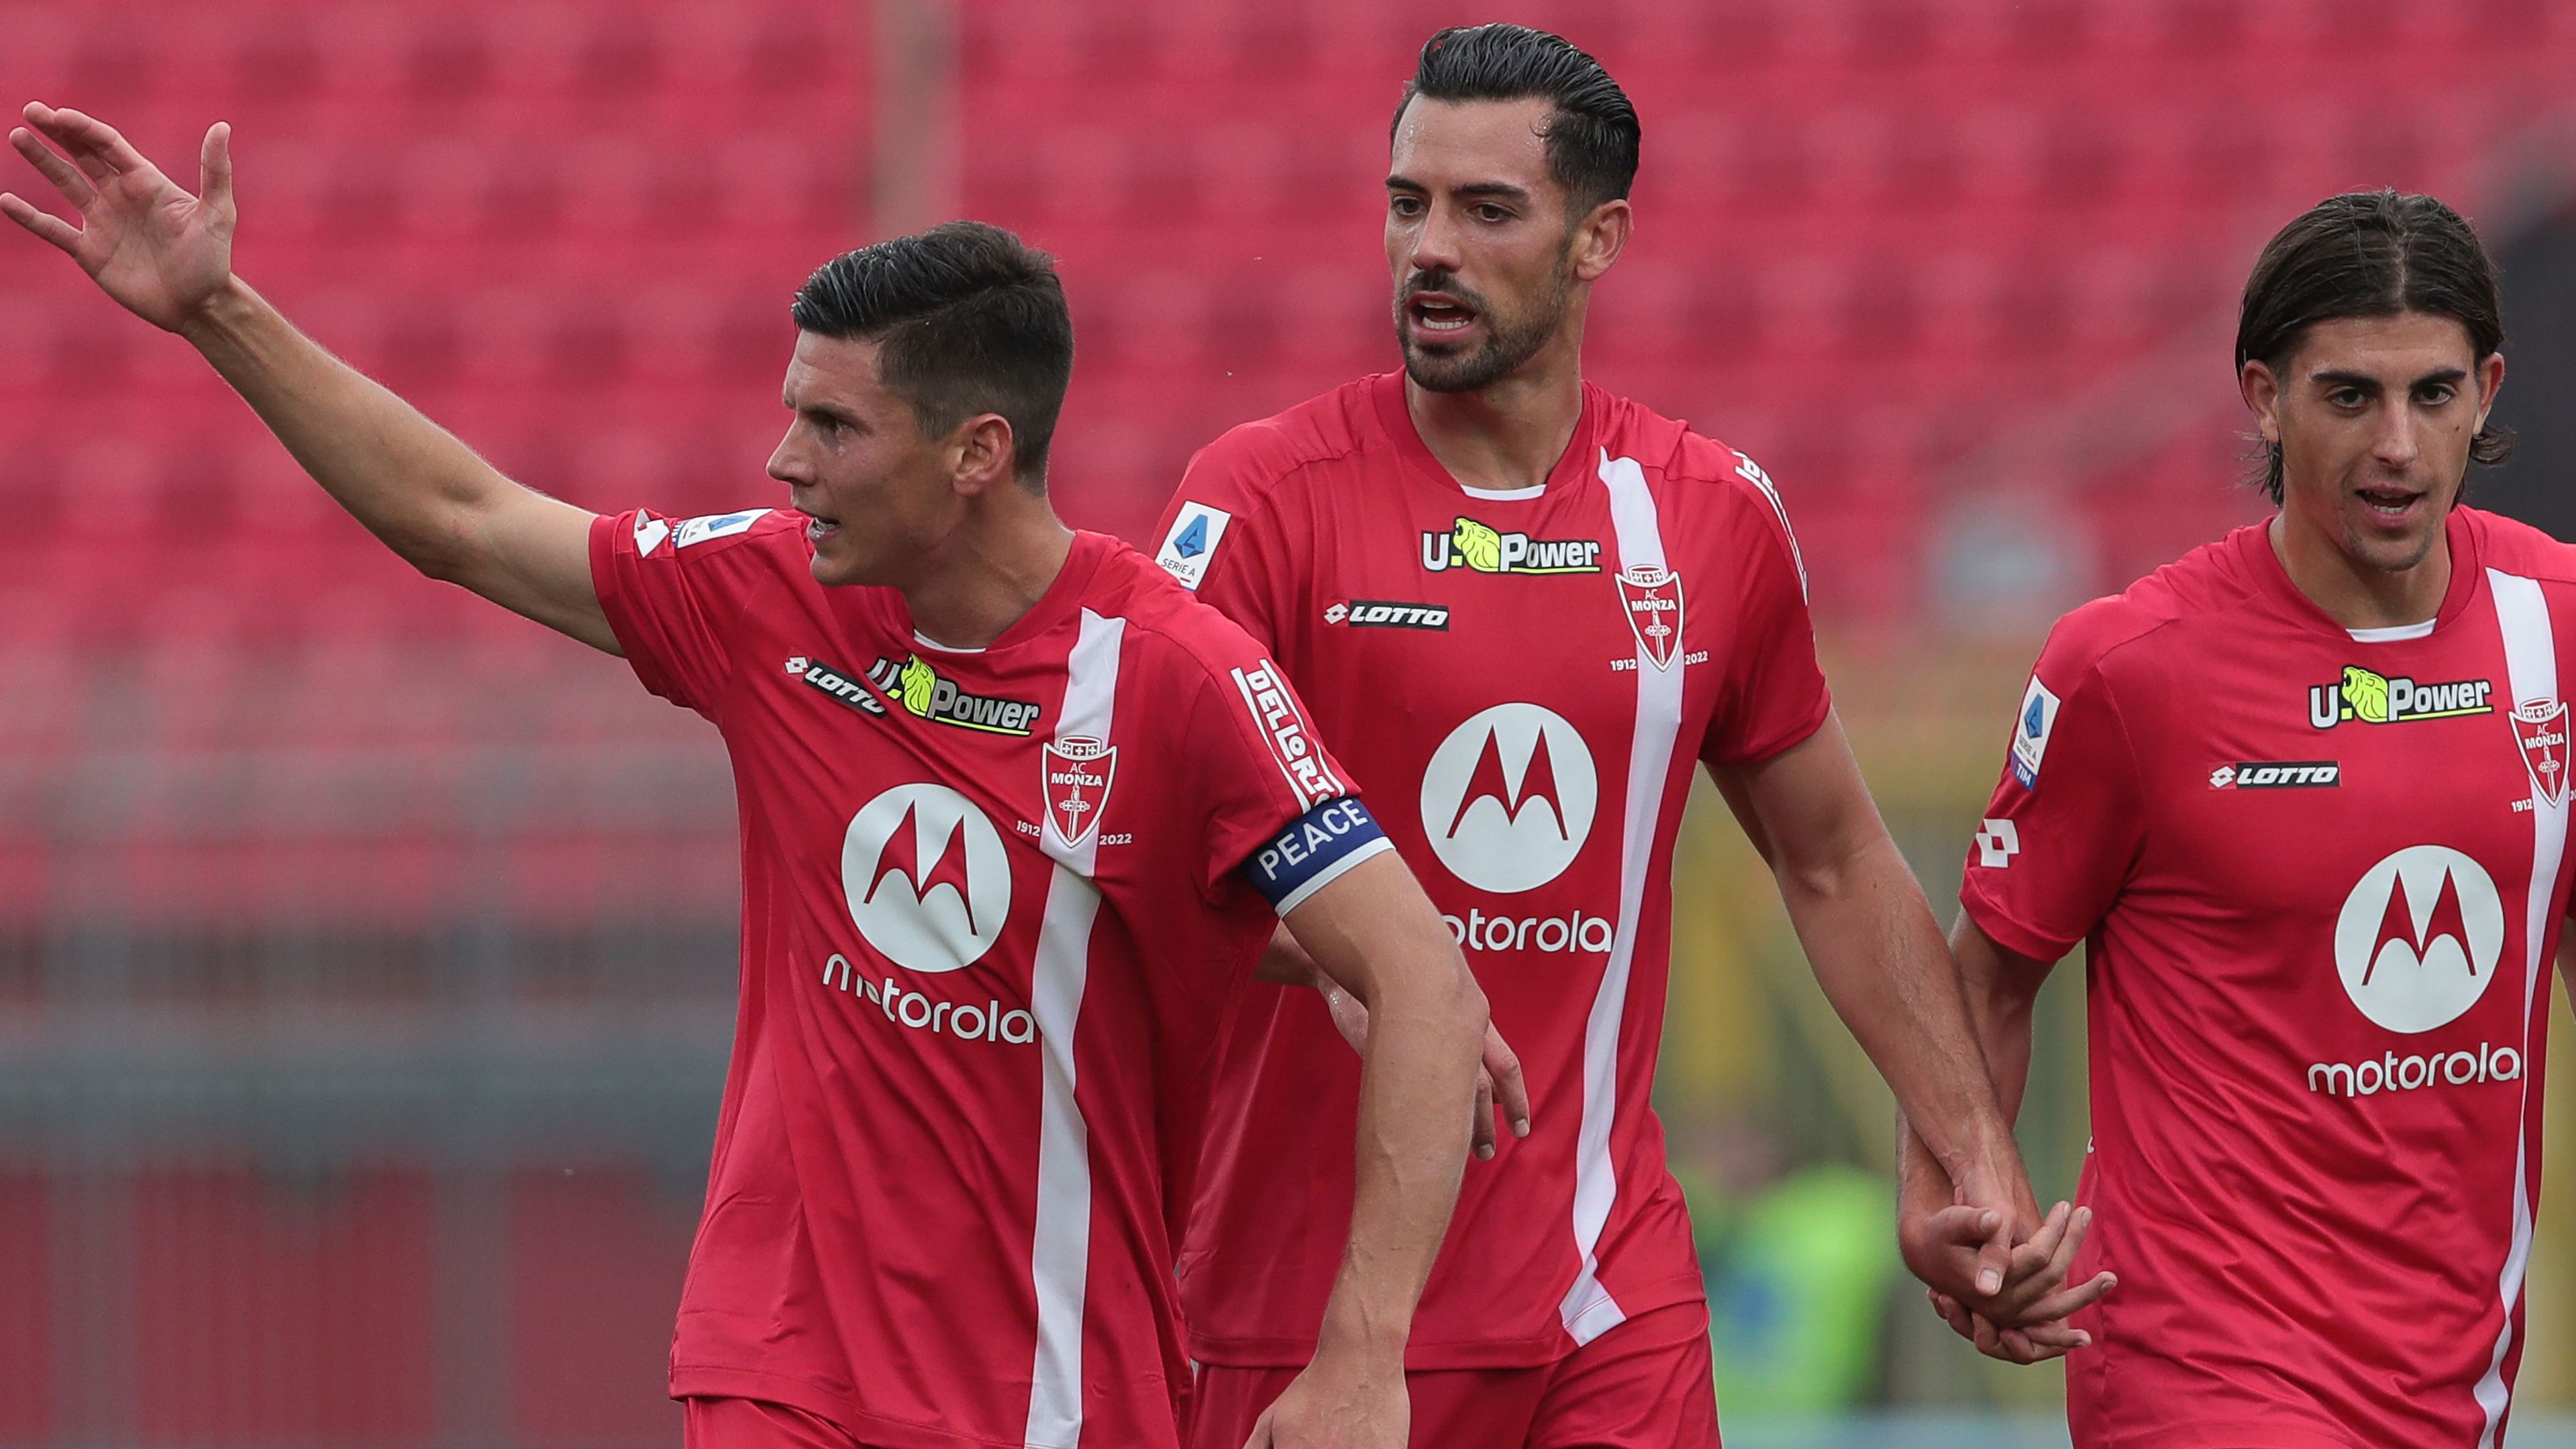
{"left": 2032, "top": 535, "right": 2246, "bottom": 691}
{"left": 1087, "top": 541, "right": 1282, "bottom": 688}
{"left": 622, "top": 506, "right": 804, "bottom": 561}
{"left": 1184, "top": 377, "right": 1386, "bottom": 502}
{"left": 1598, "top": 392, "right": 1797, "bottom": 531}
{"left": 2464, "top": 506, "right": 2576, "bottom": 584}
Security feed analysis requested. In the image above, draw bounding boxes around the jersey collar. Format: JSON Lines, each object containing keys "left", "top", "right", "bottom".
{"left": 870, "top": 531, "right": 1108, "bottom": 658}
{"left": 1370, "top": 371, "right": 1604, "bottom": 504}
{"left": 2234, "top": 506, "right": 2483, "bottom": 642}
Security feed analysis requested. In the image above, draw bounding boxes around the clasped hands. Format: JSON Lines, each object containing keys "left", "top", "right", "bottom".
{"left": 1898, "top": 1156, "right": 2118, "bottom": 1364}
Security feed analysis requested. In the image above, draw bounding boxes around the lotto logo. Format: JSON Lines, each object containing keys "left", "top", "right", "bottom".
{"left": 1973, "top": 818, "right": 2019, "bottom": 868}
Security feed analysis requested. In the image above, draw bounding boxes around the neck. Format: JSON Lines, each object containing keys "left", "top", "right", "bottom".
{"left": 900, "top": 490, "right": 1077, "bottom": 649}
{"left": 1404, "top": 331, "right": 1586, "bottom": 493}
{"left": 2267, "top": 508, "right": 2452, "bottom": 633}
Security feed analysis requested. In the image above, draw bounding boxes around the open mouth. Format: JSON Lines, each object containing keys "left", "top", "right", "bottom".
{"left": 2355, "top": 486, "right": 2424, "bottom": 525}
{"left": 799, "top": 508, "right": 843, "bottom": 544}
{"left": 1406, "top": 293, "right": 1480, "bottom": 339}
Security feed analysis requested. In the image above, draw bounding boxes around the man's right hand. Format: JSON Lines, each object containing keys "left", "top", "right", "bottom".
{"left": 5, "top": 103, "right": 236, "bottom": 333}
{"left": 1897, "top": 1145, "right": 2115, "bottom": 1363}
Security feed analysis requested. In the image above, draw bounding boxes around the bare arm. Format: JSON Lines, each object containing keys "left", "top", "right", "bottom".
{"left": 4, "top": 104, "right": 613, "bottom": 652}
{"left": 1247, "top": 850, "right": 1485, "bottom": 1449}
{"left": 1897, "top": 914, "right": 2112, "bottom": 1359}
{"left": 1710, "top": 712, "right": 2035, "bottom": 1270}
{"left": 1257, "top": 921, "right": 1530, "bottom": 1159}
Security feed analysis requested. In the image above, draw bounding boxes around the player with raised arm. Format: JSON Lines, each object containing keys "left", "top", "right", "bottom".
{"left": 1151, "top": 28, "right": 2098, "bottom": 1448}
{"left": 5, "top": 102, "right": 1489, "bottom": 1449}
{"left": 1906, "top": 191, "right": 2574, "bottom": 1444}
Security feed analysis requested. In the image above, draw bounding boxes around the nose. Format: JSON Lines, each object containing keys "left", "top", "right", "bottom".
{"left": 768, "top": 426, "right": 805, "bottom": 484}
{"left": 1407, "top": 201, "right": 1465, "bottom": 278}
{"left": 2371, "top": 398, "right": 2421, "bottom": 471}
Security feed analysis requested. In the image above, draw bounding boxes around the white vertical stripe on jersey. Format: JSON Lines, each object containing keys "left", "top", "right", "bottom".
{"left": 2475, "top": 569, "right": 2561, "bottom": 1449}
{"left": 1024, "top": 608, "right": 1125, "bottom": 1449}
{"left": 1557, "top": 451, "right": 1688, "bottom": 1346}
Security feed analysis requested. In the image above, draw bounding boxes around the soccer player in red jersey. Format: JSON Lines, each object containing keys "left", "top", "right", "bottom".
{"left": 1906, "top": 191, "right": 2570, "bottom": 1445}
{"left": 6, "top": 104, "right": 1492, "bottom": 1449}
{"left": 1153, "top": 28, "right": 2086, "bottom": 1448}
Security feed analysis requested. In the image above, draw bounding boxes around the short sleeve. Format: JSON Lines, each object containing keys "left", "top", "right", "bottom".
{"left": 1701, "top": 460, "right": 1833, "bottom": 767}
{"left": 1150, "top": 435, "right": 1295, "bottom": 653}
{"left": 1177, "top": 651, "right": 1362, "bottom": 906}
{"left": 588, "top": 507, "right": 782, "bottom": 718}
{"left": 1957, "top": 643, "right": 2147, "bottom": 962}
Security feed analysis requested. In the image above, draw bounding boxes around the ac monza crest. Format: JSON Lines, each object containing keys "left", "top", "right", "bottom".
{"left": 1616, "top": 566, "right": 1685, "bottom": 671}
{"left": 2513, "top": 698, "right": 2568, "bottom": 809}
{"left": 1042, "top": 735, "right": 1118, "bottom": 848}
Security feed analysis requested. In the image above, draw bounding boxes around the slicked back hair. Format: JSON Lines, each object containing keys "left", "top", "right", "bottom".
{"left": 790, "top": 221, "right": 1074, "bottom": 487}
{"left": 1394, "top": 24, "right": 1639, "bottom": 216}
{"left": 2237, "top": 190, "right": 2511, "bottom": 502}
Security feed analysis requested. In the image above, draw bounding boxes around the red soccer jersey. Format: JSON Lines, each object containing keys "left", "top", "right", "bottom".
{"left": 589, "top": 512, "right": 1378, "bottom": 1449}
{"left": 1153, "top": 372, "right": 1831, "bottom": 1367}
{"left": 1962, "top": 508, "right": 2576, "bottom": 1449}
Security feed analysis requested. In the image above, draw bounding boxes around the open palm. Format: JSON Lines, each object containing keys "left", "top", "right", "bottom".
{"left": 3, "top": 102, "right": 236, "bottom": 333}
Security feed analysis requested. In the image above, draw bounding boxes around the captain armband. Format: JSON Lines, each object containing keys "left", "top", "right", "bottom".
{"left": 1241, "top": 798, "right": 1394, "bottom": 915}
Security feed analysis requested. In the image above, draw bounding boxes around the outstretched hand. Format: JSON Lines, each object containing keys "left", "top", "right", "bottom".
{"left": 4, "top": 102, "right": 237, "bottom": 332}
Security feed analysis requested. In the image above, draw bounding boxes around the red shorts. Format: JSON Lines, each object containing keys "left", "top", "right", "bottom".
{"left": 682, "top": 1397, "right": 873, "bottom": 1449}
{"left": 1188, "top": 1300, "right": 1720, "bottom": 1449}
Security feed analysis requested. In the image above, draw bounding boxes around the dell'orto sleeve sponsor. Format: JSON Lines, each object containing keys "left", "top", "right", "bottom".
{"left": 1241, "top": 798, "right": 1394, "bottom": 915}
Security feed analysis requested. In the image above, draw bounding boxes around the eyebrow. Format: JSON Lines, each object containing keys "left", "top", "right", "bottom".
{"left": 790, "top": 398, "right": 864, "bottom": 425}
{"left": 1385, "top": 174, "right": 1534, "bottom": 205}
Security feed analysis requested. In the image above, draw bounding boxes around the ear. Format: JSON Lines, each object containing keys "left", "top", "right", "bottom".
{"left": 2473, "top": 350, "right": 2506, "bottom": 433}
{"left": 1570, "top": 197, "right": 1631, "bottom": 284}
{"left": 949, "top": 414, "right": 1018, "bottom": 498}
{"left": 2239, "top": 358, "right": 2283, "bottom": 446}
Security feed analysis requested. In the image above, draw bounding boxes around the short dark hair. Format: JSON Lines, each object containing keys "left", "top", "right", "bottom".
{"left": 1394, "top": 24, "right": 1639, "bottom": 215}
{"left": 790, "top": 221, "right": 1074, "bottom": 484}
{"left": 2236, "top": 189, "right": 2511, "bottom": 502}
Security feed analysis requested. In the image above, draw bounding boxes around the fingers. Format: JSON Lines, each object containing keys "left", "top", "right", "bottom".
{"left": 0, "top": 191, "right": 81, "bottom": 254}
{"left": 1974, "top": 1205, "right": 2015, "bottom": 1296}
{"left": 24, "top": 104, "right": 153, "bottom": 185}
{"left": 9, "top": 125, "right": 94, "bottom": 208}
{"left": 2018, "top": 1269, "right": 2118, "bottom": 1324}
{"left": 1471, "top": 1069, "right": 1497, "bottom": 1161}
{"left": 199, "top": 121, "right": 233, "bottom": 217}
{"left": 1482, "top": 1024, "right": 1529, "bottom": 1139}
{"left": 2020, "top": 1200, "right": 2073, "bottom": 1265}
{"left": 1919, "top": 1202, "right": 2000, "bottom": 1249}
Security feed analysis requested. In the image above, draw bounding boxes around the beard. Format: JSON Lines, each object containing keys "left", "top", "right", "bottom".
{"left": 1394, "top": 264, "right": 1572, "bottom": 394}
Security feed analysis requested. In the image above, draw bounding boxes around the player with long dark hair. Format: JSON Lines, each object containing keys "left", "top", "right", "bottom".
{"left": 1914, "top": 190, "right": 2569, "bottom": 1445}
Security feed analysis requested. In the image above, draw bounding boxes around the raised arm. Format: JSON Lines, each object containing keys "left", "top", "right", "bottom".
{"left": 1247, "top": 850, "right": 1485, "bottom": 1449}
{"left": 3, "top": 103, "right": 613, "bottom": 652}
{"left": 1708, "top": 712, "right": 2038, "bottom": 1289}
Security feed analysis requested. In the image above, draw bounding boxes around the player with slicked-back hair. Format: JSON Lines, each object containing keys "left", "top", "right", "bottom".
{"left": 1916, "top": 188, "right": 2576, "bottom": 1446}
{"left": 789, "top": 221, "right": 1074, "bottom": 488}
{"left": 6, "top": 101, "right": 1494, "bottom": 1449}
{"left": 1155, "top": 24, "right": 2075, "bottom": 1449}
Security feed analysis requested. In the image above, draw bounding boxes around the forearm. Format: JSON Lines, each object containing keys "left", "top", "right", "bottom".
{"left": 1316, "top": 957, "right": 1483, "bottom": 1366}
{"left": 178, "top": 278, "right": 525, "bottom": 580}
{"left": 1900, "top": 916, "right": 2042, "bottom": 1203}
{"left": 1782, "top": 836, "right": 2014, "bottom": 1177}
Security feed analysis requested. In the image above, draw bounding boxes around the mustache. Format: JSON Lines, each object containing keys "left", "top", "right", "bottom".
{"left": 1400, "top": 271, "right": 1490, "bottom": 311}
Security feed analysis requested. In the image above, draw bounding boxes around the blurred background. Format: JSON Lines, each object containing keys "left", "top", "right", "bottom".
{"left": 4, "top": 0, "right": 2576, "bottom": 1444}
